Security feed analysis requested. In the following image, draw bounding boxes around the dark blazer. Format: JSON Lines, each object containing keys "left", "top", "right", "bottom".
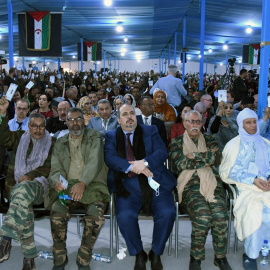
{"left": 104, "top": 124, "right": 176, "bottom": 193}
{"left": 46, "top": 117, "right": 68, "bottom": 134}
{"left": 136, "top": 115, "right": 167, "bottom": 146}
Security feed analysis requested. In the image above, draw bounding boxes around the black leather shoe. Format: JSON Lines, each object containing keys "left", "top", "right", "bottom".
{"left": 52, "top": 257, "right": 68, "bottom": 270}
{"left": 148, "top": 250, "right": 163, "bottom": 270}
{"left": 22, "top": 257, "right": 36, "bottom": 270}
{"left": 242, "top": 253, "right": 257, "bottom": 270}
{"left": 0, "top": 239, "right": 11, "bottom": 262}
{"left": 134, "top": 250, "right": 148, "bottom": 270}
{"left": 189, "top": 256, "right": 201, "bottom": 270}
{"left": 214, "top": 256, "right": 232, "bottom": 270}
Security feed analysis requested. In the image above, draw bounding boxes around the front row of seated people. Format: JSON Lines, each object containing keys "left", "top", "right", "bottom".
{"left": 0, "top": 94, "right": 268, "bottom": 270}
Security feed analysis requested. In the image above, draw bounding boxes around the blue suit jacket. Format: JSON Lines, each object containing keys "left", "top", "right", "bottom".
{"left": 104, "top": 124, "right": 176, "bottom": 193}
{"left": 87, "top": 115, "right": 118, "bottom": 138}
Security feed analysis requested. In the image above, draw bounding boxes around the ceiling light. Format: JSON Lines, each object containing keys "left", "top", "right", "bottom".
{"left": 116, "top": 25, "right": 123, "bottom": 32}
{"left": 32, "top": 61, "right": 36, "bottom": 64}
{"left": 104, "top": 0, "right": 112, "bottom": 7}
{"left": 238, "top": 60, "right": 242, "bottom": 63}
{"left": 121, "top": 52, "right": 125, "bottom": 56}
{"left": 14, "top": 57, "right": 18, "bottom": 61}
{"left": 122, "top": 48, "right": 127, "bottom": 53}
{"left": 223, "top": 44, "right": 228, "bottom": 50}
{"left": 178, "top": 60, "right": 181, "bottom": 63}
{"left": 137, "top": 59, "right": 141, "bottom": 62}
{"left": 124, "top": 37, "right": 128, "bottom": 42}
{"left": 72, "top": 55, "right": 75, "bottom": 59}
{"left": 97, "top": 61, "right": 100, "bottom": 64}
{"left": 47, "top": 62, "right": 50, "bottom": 65}
{"left": 208, "top": 48, "right": 212, "bottom": 53}
{"left": 199, "top": 55, "right": 201, "bottom": 58}
{"left": 187, "top": 56, "right": 191, "bottom": 60}
{"left": 220, "top": 63, "right": 223, "bottom": 66}
{"left": 246, "top": 26, "right": 252, "bottom": 34}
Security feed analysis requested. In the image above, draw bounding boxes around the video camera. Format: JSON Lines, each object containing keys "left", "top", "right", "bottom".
{"left": 228, "top": 58, "right": 236, "bottom": 67}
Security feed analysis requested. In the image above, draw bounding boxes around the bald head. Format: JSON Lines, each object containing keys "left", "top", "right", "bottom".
{"left": 58, "top": 101, "right": 71, "bottom": 121}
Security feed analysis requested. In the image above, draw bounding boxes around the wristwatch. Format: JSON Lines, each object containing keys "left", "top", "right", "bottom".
{"left": 143, "top": 159, "right": 149, "bottom": 167}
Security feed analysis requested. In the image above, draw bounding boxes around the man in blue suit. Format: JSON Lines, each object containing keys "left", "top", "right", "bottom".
{"left": 105, "top": 104, "right": 176, "bottom": 270}
{"left": 87, "top": 99, "right": 118, "bottom": 139}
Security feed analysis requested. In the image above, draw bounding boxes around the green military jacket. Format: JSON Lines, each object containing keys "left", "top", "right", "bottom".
{"left": 45, "top": 128, "right": 110, "bottom": 209}
{"left": 0, "top": 117, "right": 56, "bottom": 196}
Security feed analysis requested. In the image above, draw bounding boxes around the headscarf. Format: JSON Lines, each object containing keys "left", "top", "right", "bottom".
{"left": 153, "top": 89, "right": 176, "bottom": 122}
{"left": 237, "top": 108, "right": 269, "bottom": 175}
{"left": 124, "top": 93, "right": 136, "bottom": 108}
{"left": 77, "top": 96, "right": 92, "bottom": 114}
{"left": 113, "top": 95, "right": 127, "bottom": 111}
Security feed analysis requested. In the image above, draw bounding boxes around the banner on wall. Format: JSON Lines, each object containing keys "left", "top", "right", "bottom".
{"left": 18, "top": 12, "right": 62, "bottom": 57}
{"left": 77, "top": 41, "right": 102, "bottom": 61}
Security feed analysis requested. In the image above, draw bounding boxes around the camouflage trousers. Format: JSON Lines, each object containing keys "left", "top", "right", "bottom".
{"left": 50, "top": 200, "right": 106, "bottom": 266}
{"left": 0, "top": 180, "right": 44, "bottom": 258}
{"left": 181, "top": 177, "right": 228, "bottom": 260}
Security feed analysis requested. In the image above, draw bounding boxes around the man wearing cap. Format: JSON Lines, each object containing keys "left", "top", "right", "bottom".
{"left": 220, "top": 108, "right": 270, "bottom": 270}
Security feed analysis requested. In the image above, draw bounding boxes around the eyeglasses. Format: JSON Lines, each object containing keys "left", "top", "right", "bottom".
{"left": 16, "top": 107, "right": 28, "bottom": 111}
{"left": 185, "top": 120, "right": 203, "bottom": 125}
{"left": 29, "top": 124, "right": 46, "bottom": 130}
{"left": 66, "top": 117, "right": 84, "bottom": 123}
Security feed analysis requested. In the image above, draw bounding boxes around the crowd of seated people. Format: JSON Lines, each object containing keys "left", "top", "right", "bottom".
{"left": 0, "top": 64, "right": 266, "bottom": 270}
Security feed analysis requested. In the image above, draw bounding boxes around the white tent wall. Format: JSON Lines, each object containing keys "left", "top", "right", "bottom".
{"left": 2, "top": 58, "right": 257, "bottom": 76}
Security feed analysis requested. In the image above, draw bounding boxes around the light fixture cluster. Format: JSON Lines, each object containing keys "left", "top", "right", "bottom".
{"left": 104, "top": 0, "right": 112, "bottom": 7}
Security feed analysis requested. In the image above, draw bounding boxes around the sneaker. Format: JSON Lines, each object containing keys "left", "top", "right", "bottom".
{"left": 243, "top": 253, "right": 257, "bottom": 270}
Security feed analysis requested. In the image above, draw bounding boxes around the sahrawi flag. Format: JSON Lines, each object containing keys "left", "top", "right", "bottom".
{"left": 249, "top": 44, "right": 260, "bottom": 65}
{"left": 26, "top": 11, "right": 50, "bottom": 51}
{"left": 85, "top": 42, "right": 101, "bottom": 61}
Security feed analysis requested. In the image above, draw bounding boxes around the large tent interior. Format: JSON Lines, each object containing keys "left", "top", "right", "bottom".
{"left": 0, "top": 1, "right": 269, "bottom": 269}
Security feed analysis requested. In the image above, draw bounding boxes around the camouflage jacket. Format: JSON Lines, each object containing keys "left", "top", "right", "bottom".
{"left": 0, "top": 117, "right": 56, "bottom": 196}
{"left": 170, "top": 134, "right": 221, "bottom": 180}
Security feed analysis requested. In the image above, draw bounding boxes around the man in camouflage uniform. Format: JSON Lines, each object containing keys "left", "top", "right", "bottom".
{"left": 170, "top": 110, "right": 231, "bottom": 270}
{"left": 0, "top": 96, "right": 55, "bottom": 270}
{"left": 46, "top": 108, "right": 110, "bottom": 270}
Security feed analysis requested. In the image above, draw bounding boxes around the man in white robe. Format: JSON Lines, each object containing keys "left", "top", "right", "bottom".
{"left": 220, "top": 108, "right": 270, "bottom": 270}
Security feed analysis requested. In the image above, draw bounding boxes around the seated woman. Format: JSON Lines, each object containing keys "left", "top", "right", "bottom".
{"left": 31, "top": 92, "right": 57, "bottom": 119}
{"left": 170, "top": 104, "right": 193, "bottom": 140}
{"left": 77, "top": 96, "right": 97, "bottom": 125}
{"left": 124, "top": 93, "right": 142, "bottom": 115}
{"left": 111, "top": 95, "right": 127, "bottom": 116}
{"left": 207, "top": 100, "right": 238, "bottom": 150}
{"left": 153, "top": 89, "right": 176, "bottom": 122}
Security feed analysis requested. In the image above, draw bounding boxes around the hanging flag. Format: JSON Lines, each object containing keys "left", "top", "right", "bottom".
{"left": 248, "top": 44, "right": 260, "bottom": 65}
{"left": 18, "top": 12, "right": 62, "bottom": 57}
{"left": 26, "top": 11, "right": 50, "bottom": 51}
{"left": 77, "top": 41, "right": 102, "bottom": 61}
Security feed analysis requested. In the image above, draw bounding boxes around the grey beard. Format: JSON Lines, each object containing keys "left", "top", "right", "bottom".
{"left": 69, "top": 127, "right": 84, "bottom": 136}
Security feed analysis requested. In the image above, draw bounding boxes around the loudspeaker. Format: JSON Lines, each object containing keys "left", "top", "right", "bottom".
{"left": 181, "top": 52, "right": 187, "bottom": 63}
